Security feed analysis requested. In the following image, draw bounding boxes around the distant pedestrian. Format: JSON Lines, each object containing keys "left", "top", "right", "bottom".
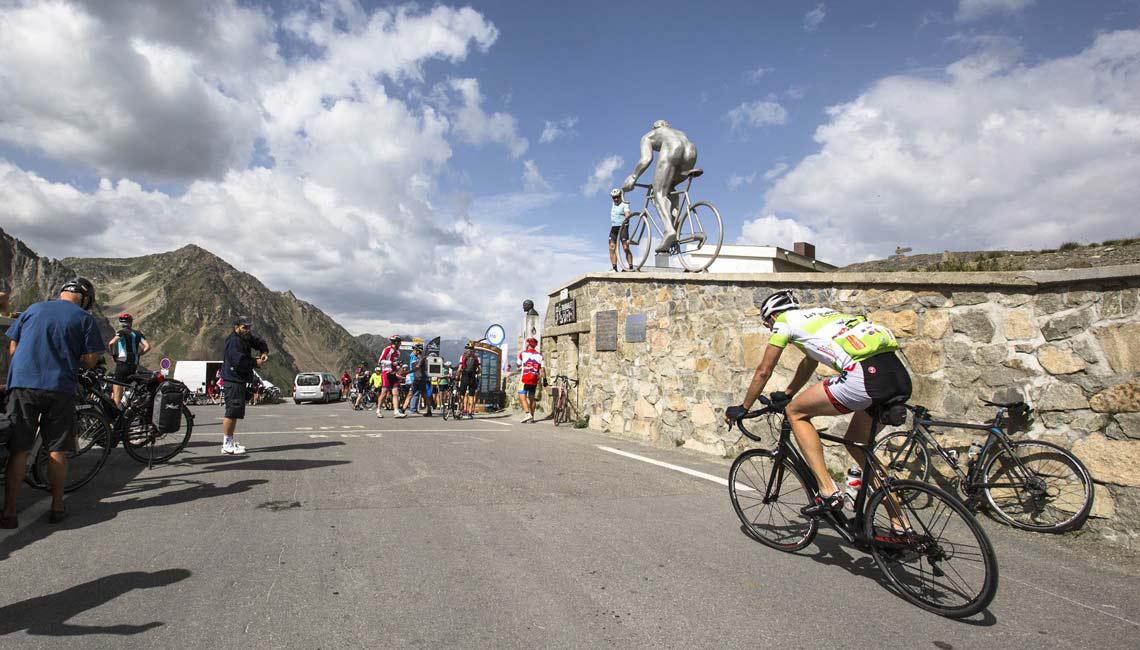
{"left": 377, "top": 335, "right": 402, "bottom": 417}
{"left": 3, "top": 278, "right": 104, "bottom": 528}
{"left": 220, "top": 316, "right": 268, "bottom": 455}
{"left": 457, "top": 342, "right": 482, "bottom": 419}
{"left": 107, "top": 312, "right": 150, "bottom": 408}
{"left": 411, "top": 343, "right": 433, "bottom": 417}
{"left": 517, "top": 338, "right": 545, "bottom": 423}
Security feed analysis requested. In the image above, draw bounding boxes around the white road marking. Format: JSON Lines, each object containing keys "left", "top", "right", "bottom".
{"left": 319, "top": 427, "right": 333, "bottom": 430}
{"left": 308, "top": 434, "right": 328, "bottom": 438}
{"left": 597, "top": 446, "right": 732, "bottom": 487}
{"left": 341, "top": 425, "right": 365, "bottom": 429}
{"left": 366, "top": 434, "right": 383, "bottom": 438}
{"left": 341, "top": 434, "right": 359, "bottom": 438}
{"left": 237, "top": 428, "right": 502, "bottom": 435}
{"left": 1004, "top": 575, "right": 1140, "bottom": 628}
{"left": 481, "top": 419, "right": 514, "bottom": 427}
{"left": 295, "top": 427, "right": 313, "bottom": 431}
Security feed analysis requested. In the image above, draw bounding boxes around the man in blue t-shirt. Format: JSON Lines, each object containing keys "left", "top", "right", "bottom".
{"left": 3, "top": 278, "right": 105, "bottom": 528}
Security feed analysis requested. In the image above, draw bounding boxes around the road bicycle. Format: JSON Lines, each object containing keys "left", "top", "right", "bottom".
{"left": 728, "top": 394, "right": 998, "bottom": 619}
{"left": 550, "top": 375, "right": 579, "bottom": 426}
{"left": 873, "top": 399, "right": 1094, "bottom": 533}
{"left": 618, "top": 169, "right": 724, "bottom": 273}
{"left": 440, "top": 386, "right": 462, "bottom": 420}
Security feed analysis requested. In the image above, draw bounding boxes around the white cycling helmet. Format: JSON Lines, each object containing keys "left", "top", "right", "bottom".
{"left": 759, "top": 290, "right": 800, "bottom": 323}
{"left": 610, "top": 188, "right": 622, "bottom": 198}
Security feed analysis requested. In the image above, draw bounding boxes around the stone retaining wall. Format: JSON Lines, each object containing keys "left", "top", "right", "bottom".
{"left": 542, "top": 266, "right": 1140, "bottom": 546}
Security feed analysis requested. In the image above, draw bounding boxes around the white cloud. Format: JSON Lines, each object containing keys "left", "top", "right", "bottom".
{"left": 727, "top": 173, "right": 757, "bottom": 191}
{"left": 746, "top": 66, "right": 773, "bottom": 82}
{"left": 785, "top": 85, "right": 808, "bottom": 100}
{"left": 760, "top": 29, "right": 1140, "bottom": 264}
{"left": 581, "top": 155, "right": 624, "bottom": 196}
{"left": 539, "top": 116, "right": 578, "bottom": 143}
{"left": 522, "top": 160, "right": 551, "bottom": 192}
{"left": 804, "top": 4, "right": 826, "bottom": 32}
{"left": 763, "top": 163, "right": 789, "bottom": 181}
{"left": 956, "top": 0, "right": 1036, "bottom": 23}
{"left": 445, "top": 78, "right": 528, "bottom": 158}
{"left": 726, "top": 100, "right": 789, "bottom": 131}
{"left": 738, "top": 214, "right": 818, "bottom": 250}
{"left": 0, "top": 1, "right": 588, "bottom": 343}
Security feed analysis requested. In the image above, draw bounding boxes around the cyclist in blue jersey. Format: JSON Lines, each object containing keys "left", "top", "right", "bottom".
{"left": 107, "top": 313, "right": 151, "bottom": 408}
{"left": 608, "top": 189, "right": 633, "bottom": 272}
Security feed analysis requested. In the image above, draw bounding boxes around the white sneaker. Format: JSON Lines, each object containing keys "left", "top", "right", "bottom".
{"left": 221, "top": 441, "right": 246, "bottom": 454}
{"left": 376, "top": 411, "right": 383, "bottom": 418}
{"left": 395, "top": 410, "right": 408, "bottom": 418}
{"left": 519, "top": 414, "right": 531, "bottom": 422}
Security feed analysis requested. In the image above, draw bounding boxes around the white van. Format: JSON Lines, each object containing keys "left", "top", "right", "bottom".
{"left": 173, "top": 360, "right": 223, "bottom": 396}
{"left": 293, "top": 372, "right": 341, "bottom": 404}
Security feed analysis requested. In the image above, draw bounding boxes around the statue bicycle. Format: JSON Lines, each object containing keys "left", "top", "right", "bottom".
{"left": 618, "top": 170, "right": 724, "bottom": 272}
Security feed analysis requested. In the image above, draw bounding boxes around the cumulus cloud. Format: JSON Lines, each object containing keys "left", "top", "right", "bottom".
{"left": 0, "top": 1, "right": 586, "bottom": 342}
{"left": 746, "top": 66, "right": 773, "bottom": 83}
{"left": 539, "top": 116, "right": 578, "bottom": 143}
{"left": 522, "top": 160, "right": 551, "bottom": 192}
{"left": 756, "top": 29, "right": 1140, "bottom": 264}
{"left": 956, "top": 0, "right": 1036, "bottom": 22}
{"left": 738, "top": 214, "right": 818, "bottom": 250}
{"left": 804, "top": 4, "right": 826, "bottom": 32}
{"left": 727, "top": 173, "right": 757, "bottom": 191}
{"left": 726, "top": 100, "right": 789, "bottom": 131}
{"left": 763, "top": 163, "right": 789, "bottom": 181}
{"left": 581, "top": 155, "right": 624, "bottom": 196}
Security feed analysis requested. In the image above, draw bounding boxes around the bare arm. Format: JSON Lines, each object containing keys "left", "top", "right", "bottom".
{"left": 140, "top": 339, "right": 151, "bottom": 355}
{"left": 786, "top": 356, "right": 819, "bottom": 396}
{"left": 740, "top": 345, "right": 783, "bottom": 411}
{"left": 80, "top": 352, "right": 101, "bottom": 369}
{"left": 622, "top": 135, "right": 655, "bottom": 191}
{"left": 8, "top": 340, "right": 15, "bottom": 358}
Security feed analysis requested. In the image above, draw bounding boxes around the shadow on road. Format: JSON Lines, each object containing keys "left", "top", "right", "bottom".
{"left": 0, "top": 569, "right": 191, "bottom": 637}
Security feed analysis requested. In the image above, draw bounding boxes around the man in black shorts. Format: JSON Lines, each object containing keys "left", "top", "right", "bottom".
{"left": 220, "top": 316, "right": 268, "bottom": 455}
{"left": 3, "top": 278, "right": 104, "bottom": 528}
{"left": 107, "top": 312, "right": 150, "bottom": 407}
{"left": 608, "top": 188, "right": 634, "bottom": 271}
{"left": 457, "top": 342, "right": 481, "bottom": 419}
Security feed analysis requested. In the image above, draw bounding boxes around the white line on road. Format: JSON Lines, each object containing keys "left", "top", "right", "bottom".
{"left": 341, "top": 434, "right": 359, "bottom": 438}
{"left": 366, "top": 434, "right": 383, "bottom": 438}
{"left": 295, "top": 427, "right": 313, "bottom": 430}
{"left": 239, "top": 428, "right": 503, "bottom": 435}
{"left": 597, "top": 446, "right": 730, "bottom": 486}
{"left": 308, "top": 434, "right": 328, "bottom": 438}
{"left": 1004, "top": 575, "right": 1140, "bottom": 628}
{"left": 341, "top": 425, "right": 365, "bottom": 429}
{"left": 481, "top": 419, "right": 514, "bottom": 427}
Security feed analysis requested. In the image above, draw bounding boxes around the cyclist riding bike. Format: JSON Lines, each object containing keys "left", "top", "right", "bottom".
{"left": 726, "top": 291, "right": 912, "bottom": 523}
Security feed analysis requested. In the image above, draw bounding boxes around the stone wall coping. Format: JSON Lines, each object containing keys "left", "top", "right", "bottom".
{"left": 543, "top": 321, "right": 591, "bottom": 337}
{"left": 547, "top": 264, "right": 1140, "bottom": 297}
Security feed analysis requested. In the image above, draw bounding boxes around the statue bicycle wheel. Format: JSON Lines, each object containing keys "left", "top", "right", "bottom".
{"left": 618, "top": 211, "right": 653, "bottom": 271}
{"left": 675, "top": 202, "right": 723, "bottom": 272}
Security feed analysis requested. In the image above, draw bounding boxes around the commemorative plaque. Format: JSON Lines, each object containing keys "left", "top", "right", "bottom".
{"left": 554, "top": 298, "right": 577, "bottom": 326}
{"left": 625, "top": 313, "right": 647, "bottom": 343}
{"left": 595, "top": 310, "right": 618, "bottom": 352}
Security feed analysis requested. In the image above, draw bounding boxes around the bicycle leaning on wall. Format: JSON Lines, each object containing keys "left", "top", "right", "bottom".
{"left": 618, "top": 170, "right": 723, "bottom": 273}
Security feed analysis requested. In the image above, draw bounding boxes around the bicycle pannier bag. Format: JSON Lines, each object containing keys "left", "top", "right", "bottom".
{"left": 158, "top": 384, "right": 184, "bottom": 433}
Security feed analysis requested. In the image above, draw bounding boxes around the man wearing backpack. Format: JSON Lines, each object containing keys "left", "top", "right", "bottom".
{"left": 107, "top": 313, "right": 150, "bottom": 408}
{"left": 457, "top": 342, "right": 482, "bottom": 419}
{"left": 517, "top": 338, "right": 545, "bottom": 423}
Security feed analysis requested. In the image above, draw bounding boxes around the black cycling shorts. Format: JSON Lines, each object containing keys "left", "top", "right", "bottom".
{"left": 113, "top": 361, "right": 138, "bottom": 382}
{"left": 224, "top": 382, "right": 247, "bottom": 419}
{"left": 4, "top": 388, "right": 76, "bottom": 454}
{"left": 459, "top": 374, "right": 479, "bottom": 396}
{"left": 522, "top": 383, "right": 537, "bottom": 397}
{"left": 609, "top": 224, "right": 630, "bottom": 244}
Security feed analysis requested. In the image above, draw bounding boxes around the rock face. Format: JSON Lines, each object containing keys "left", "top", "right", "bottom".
{"left": 542, "top": 267, "right": 1140, "bottom": 544}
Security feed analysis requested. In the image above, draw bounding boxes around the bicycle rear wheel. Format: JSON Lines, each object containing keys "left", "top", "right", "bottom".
{"left": 617, "top": 211, "right": 652, "bottom": 271}
{"left": 982, "top": 440, "right": 1093, "bottom": 533}
{"left": 873, "top": 431, "right": 932, "bottom": 483}
{"left": 675, "top": 201, "right": 723, "bottom": 272}
{"left": 122, "top": 407, "right": 194, "bottom": 464}
{"left": 30, "top": 406, "right": 113, "bottom": 492}
{"left": 729, "top": 449, "right": 818, "bottom": 551}
{"left": 865, "top": 480, "right": 998, "bottom": 618}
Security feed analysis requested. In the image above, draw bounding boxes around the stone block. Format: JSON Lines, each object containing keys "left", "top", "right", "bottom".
{"left": 868, "top": 309, "right": 918, "bottom": 338}
{"left": 973, "top": 344, "right": 1008, "bottom": 366}
{"left": 1090, "top": 379, "right": 1140, "bottom": 413}
{"left": 634, "top": 398, "right": 656, "bottom": 419}
{"left": 922, "top": 310, "right": 951, "bottom": 340}
{"left": 666, "top": 393, "right": 687, "bottom": 412}
{"left": 909, "top": 375, "right": 945, "bottom": 411}
{"left": 691, "top": 402, "right": 717, "bottom": 428}
{"left": 1036, "top": 345, "right": 1087, "bottom": 375}
{"left": 1100, "top": 289, "right": 1138, "bottom": 319}
{"left": 916, "top": 292, "right": 950, "bottom": 308}
{"left": 1071, "top": 435, "right": 1140, "bottom": 487}
{"left": 951, "top": 310, "right": 995, "bottom": 342}
{"left": 1038, "top": 382, "right": 1089, "bottom": 411}
{"left": 945, "top": 365, "right": 982, "bottom": 388}
{"left": 943, "top": 339, "right": 975, "bottom": 364}
{"left": 1002, "top": 309, "right": 1037, "bottom": 341}
{"left": 1094, "top": 323, "right": 1140, "bottom": 372}
{"left": 1114, "top": 413, "right": 1140, "bottom": 440}
{"left": 742, "top": 332, "right": 769, "bottom": 368}
{"left": 1041, "top": 309, "right": 1094, "bottom": 341}
{"left": 953, "top": 292, "right": 988, "bottom": 306}
{"left": 1035, "top": 293, "right": 1065, "bottom": 315}
{"left": 902, "top": 340, "right": 941, "bottom": 374}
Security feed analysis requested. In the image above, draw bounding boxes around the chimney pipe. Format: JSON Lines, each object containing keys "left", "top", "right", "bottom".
{"left": 793, "top": 242, "right": 816, "bottom": 259}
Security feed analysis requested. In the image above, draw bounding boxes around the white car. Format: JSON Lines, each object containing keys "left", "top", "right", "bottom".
{"left": 293, "top": 372, "right": 341, "bottom": 404}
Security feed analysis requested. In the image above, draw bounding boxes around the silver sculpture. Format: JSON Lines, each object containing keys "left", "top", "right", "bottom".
{"left": 622, "top": 120, "right": 699, "bottom": 253}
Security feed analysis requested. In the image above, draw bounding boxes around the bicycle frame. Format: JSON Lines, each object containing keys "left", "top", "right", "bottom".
{"left": 628, "top": 176, "right": 705, "bottom": 250}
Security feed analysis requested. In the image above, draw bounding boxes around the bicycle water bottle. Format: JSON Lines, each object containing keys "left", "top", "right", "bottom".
{"left": 844, "top": 465, "right": 862, "bottom": 512}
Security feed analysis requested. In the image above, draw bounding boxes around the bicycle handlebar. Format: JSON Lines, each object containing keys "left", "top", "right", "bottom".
{"left": 728, "top": 394, "right": 791, "bottom": 442}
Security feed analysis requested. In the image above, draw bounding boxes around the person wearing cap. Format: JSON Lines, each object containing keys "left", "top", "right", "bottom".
{"left": 3, "top": 278, "right": 104, "bottom": 528}
{"left": 107, "top": 312, "right": 151, "bottom": 408}
{"left": 220, "top": 316, "right": 268, "bottom": 455}
{"left": 369, "top": 365, "right": 384, "bottom": 415}
{"left": 517, "top": 337, "right": 545, "bottom": 423}
{"left": 608, "top": 188, "right": 634, "bottom": 272}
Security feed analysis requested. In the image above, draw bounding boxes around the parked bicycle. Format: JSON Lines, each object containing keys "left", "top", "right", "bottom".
{"left": 440, "top": 386, "right": 462, "bottom": 420}
{"left": 728, "top": 394, "right": 998, "bottom": 619}
{"left": 550, "top": 375, "right": 579, "bottom": 426}
{"left": 72, "top": 370, "right": 194, "bottom": 467}
{"left": 873, "top": 399, "right": 1094, "bottom": 533}
{"left": 618, "top": 170, "right": 723, "bottom": 272}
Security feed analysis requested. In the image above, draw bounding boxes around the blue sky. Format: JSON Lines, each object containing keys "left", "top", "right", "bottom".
{"left": 2, "top": 0, "right": 1139, "bottom": 340}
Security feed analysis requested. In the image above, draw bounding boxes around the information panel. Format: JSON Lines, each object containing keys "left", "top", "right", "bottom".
{"left": 595, "top": 310, "right": 619, "bottom": 352}
{"left": 625, "top": 313, "right": 647, "bottom": 343}
{"left": 554, "top": 298, "right": 577, "bottom": 326}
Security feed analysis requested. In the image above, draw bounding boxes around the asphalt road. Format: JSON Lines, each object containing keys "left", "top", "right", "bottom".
{"left": 2, "top": 401, "right": 1138, "bottom": 649}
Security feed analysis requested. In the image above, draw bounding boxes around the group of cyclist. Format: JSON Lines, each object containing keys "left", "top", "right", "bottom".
{"left": 345, "top": 336, "right": 485, "bottom": 419}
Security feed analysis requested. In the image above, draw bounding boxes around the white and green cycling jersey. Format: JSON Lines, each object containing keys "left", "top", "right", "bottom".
{"left": 769, "top": 308, "right": 899, "bottom": 372}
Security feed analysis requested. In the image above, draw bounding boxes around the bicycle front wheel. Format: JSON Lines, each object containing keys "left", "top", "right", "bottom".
{"left": 729, "top": 449, "right": 818, "bottom": 552}
{"left": 866, "top": 480, "right": 998, "bottom": 619}
{"left": 675, "top": 201, "right": 723, "bottom": 272}
{"left": 873, "top": 431, "right": 932, "bottom": 483}
{"left": 982, "top": 440, "right": 1093, "bottom": 533}
{"left": 31, "top": 406, "right": 113, "bottom": 493}
{"left": 617, "top": 211, "right": 652, "bottom": 271}
{"left": 122, "top": 407, "right": 194, "bottom": 464}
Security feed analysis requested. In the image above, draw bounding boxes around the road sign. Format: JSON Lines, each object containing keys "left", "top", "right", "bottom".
{"left": 160, "top": 357, "right": 172, "bottom": 371}
{"left": 484, "top": 324, "right": 506, "bottom": 346}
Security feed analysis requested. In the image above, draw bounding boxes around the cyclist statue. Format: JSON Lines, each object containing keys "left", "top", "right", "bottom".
{"left": 621, "top": 120, "right": 698, "bottom": 253}
{"left": 726, "top": 291, "right": 912, "bottom": 523}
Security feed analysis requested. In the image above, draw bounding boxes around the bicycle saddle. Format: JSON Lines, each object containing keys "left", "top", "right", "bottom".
{"left": 682, "top": 168, "right": 704, "bottom": 178}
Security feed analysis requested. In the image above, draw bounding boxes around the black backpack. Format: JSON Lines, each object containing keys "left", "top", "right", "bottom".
{"left": 463, "top": 353, "right": 479, "bottom": 374}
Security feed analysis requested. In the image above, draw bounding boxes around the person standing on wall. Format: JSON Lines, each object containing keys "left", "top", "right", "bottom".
{"left": 608, "top": 189, "right": 633, "bottom": 272}
{"left": 517, "top": 338, "right": 546, "bottom": 423}
{"left": 107, "top": 313, "right": 150, "bottom": 408}
{"left": 2, "top": 278, "right": 104, "bottom": 528}
{"left": 220, "top": 316, "right": 268, "bottom": 455}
